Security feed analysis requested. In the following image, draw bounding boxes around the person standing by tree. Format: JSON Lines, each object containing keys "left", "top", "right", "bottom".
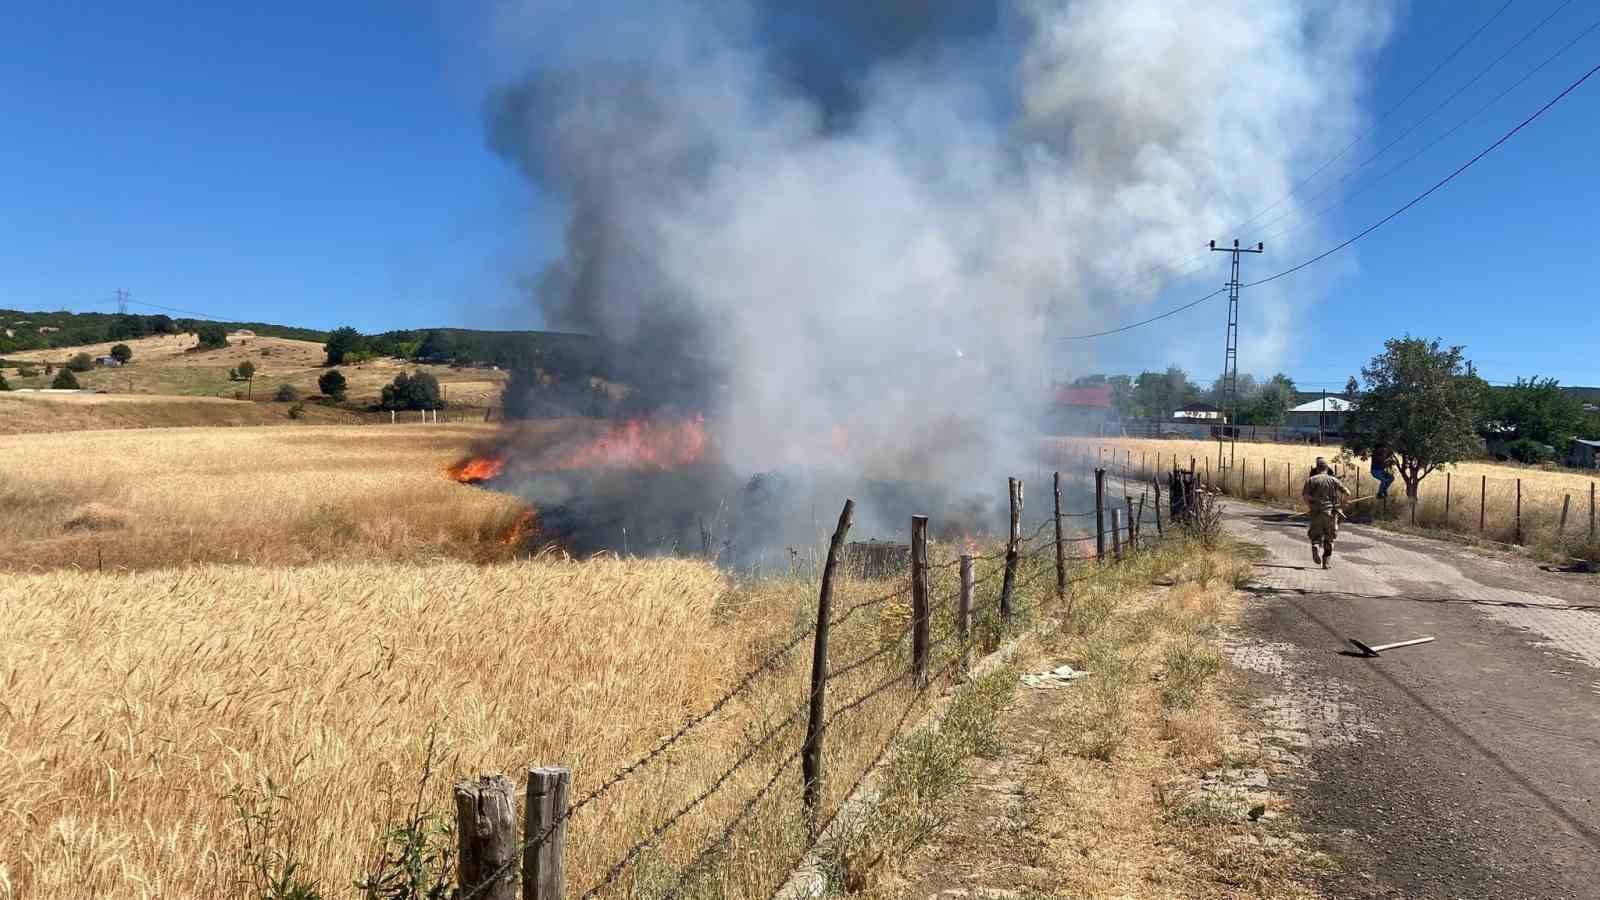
{"left": 1371, "top": 441, "right": 1396, "bottom": 499}
{"left": 1302, "top": 458, "right": 1352, "bottom": 569}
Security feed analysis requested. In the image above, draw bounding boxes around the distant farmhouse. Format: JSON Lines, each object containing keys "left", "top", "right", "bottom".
{"left": 1286, "top": 396, "right": 1354, "bottom": 437}
{"left": 1046, "top": 384, "right": 1118, "bottom": 435}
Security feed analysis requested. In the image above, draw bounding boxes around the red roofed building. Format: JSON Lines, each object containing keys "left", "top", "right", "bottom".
{"left": 1046, "top": 383, "right": 1120, "bottom": 435}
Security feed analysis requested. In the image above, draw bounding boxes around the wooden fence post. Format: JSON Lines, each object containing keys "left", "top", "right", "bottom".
{"left": 1153, "top": 477, "right": 1164, "bottom": 536}
{"left": 1480, "top": 475, "right": 1487, "bottom": 534}
{"left": 1053, "top": 472, "right": 1066, "bottom": 598}
{"left": 1355, "top": 467, "right": 1362, "bottom": 498}
{"left": 911, "top": 515, "right": 930, "bottom": 687}
{"left": 524, "top": 768, "right": 571, "bottom": 900}
{"left": 1125, "top": 496, "right": 1136, "bottom": 548}
{"left": 1262, "top": 458, "right": 1267, "bottom": 499}
{"left": 1111, "top": 509, "right": 1123, "bottom": 561}
{"left": 1516, "top": 478, "right": 1523, "bottom": 544}
{"left": 455, "top": 775, "right": 519, "bottom": 900}
{"left": 1592, "top": 482, "right": 1597, "bottom": 542}
{"left": 1094, "top": 469, "right": 1107, "bottom": 562}
{"left": 999, "top": 480, "right": 1022, "bottom": 619}
{"left": 958, "top": 555, "right": 973, "bottom": 672}
{"left": 802, "top": 499, "right": 854, "bottom": 825}
{"left": 1445, "top": 472, "right": 1452, "bottom": 526}
{"left": 1560, "top": 495, "right": 1571, "bottom": 535}
{"left": 1134, "top": 495, "right": 1145, "bottom": 545}
{"left": 1285, "top": 462, "right": 1291, "bottom": 500}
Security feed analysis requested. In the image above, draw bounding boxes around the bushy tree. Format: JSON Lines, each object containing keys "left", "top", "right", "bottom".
{"left": 150, "top": 314, "right": 177, "bottom": 334}
{"left": 324, "top": 326, "right": 364, "bottom": 365}
{"left": 1487, "top": 376, "right": 1586, "bottom": 449}
{"left": 274, "top": 383, "right": 299, "bottom": 402}
{"left": 1131, "top": 365, "right": 1201, "bottom": 417}
{"left": 109, "top": 343, "right": 133, "bottom": 364}
{"left": 51, "top": 368, "right": 80, "bottom": 389}
{"left": 1346, "top": 336, "right": 1486, "bottom": 499}
{"left": 415, "top": 330, "right": 457, "bottom": 361}
{"left": 67, "top": 352, "right": 94, "bottom": 372}
{"left": 1238, "top": 373, "right": 1297, "bottom": 426}
{"left": 195, "top": 323, "right": 229, "bottom": 350}
{"left": 237, "top": 360, "right": 256, "bottom": 382}
{"left": 318, "top": 368, "right": 348, "bottom": 401}
{"left": 0, "top": 370, "right": 10, "bottom": 391}
{"left": 381, "top": 371, "right": 443, "bottom": 411}
{"left": 108, "top": 315, "right": 149, "bottom": 340}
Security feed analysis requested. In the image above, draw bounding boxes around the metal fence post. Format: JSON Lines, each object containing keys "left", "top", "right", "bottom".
{"left": 802, "top": 499, "right": 854, "bottom": 827}
{"left": 1094, "top": 468, "right": 1106, "bottom": 562}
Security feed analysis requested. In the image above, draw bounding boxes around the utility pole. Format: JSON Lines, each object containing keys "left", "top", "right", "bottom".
{"left": 1209, "top": 239, "right": 1263, "bottom": 477}
{"left": 115, "top": 289, "right": 131, "bottom": 316}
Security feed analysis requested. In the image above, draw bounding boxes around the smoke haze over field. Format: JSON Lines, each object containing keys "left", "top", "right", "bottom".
{"left": 485, "top": 0, "right": 1392, "bottom": 494}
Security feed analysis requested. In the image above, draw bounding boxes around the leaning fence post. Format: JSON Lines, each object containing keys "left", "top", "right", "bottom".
{"left": 524, "top": 768, "right": 571, "bottom": 900}
{"left": 1094, "top": 469, "right": 1107, "bottom": 562}
{"left": 911, "top": 515, "right": 930, "bottom": 687}
{"left": 455, "top": 775, "right": 519, "bottom": 900}
{"left": 999, "top": 479, "right": 1022, "bottom": 620}
{"left": 1052, "top": 472, "right": 1066, "bottom": 598}
{"left": 802, "top": 498, "right": 854, "bottom": 827}
{"left": 1111, "top": 509, "right": 1123, "bottom": 561}
{"left": 1134, "top": 495, "right": 1145, "bottom": 545}
{"left": 1153, "top": 477, "right": 1164, "bottom": 536}
{"left": 958, "top": 554, "right": 973, "bottom": 671}
{"left": 1560, "top": 494, "right": 1571, "bottom": 535}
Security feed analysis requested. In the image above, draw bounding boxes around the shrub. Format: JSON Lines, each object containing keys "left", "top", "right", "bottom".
{"left": 0, "top": 371, "right": 9, "bottom": 391}
{"left": 44, "top": 363, "right": 53, "bottom": 375}
{"left": 275, "top": 383, "right": 299, "bottom": 402}
{"left": 67, "top": 352, "right": 94, "bottom": 372}
{"left": 380, "top": 371, "right": 443, "bottom": 411}
{"left": 317, "top": 369, "right": 348, "bottom": 401}
{"left": 17, "top": 365, "right": 38, "bottom": 377}
{"left": 229, "top": 368, "right": 239, "bottom": 381}
{"left": 51, "top": 368, "right": 81, "bottom": 389}
{"left": 288, "top": 401, "right": 306, "bottom": 420}
{"left": 109, "top": 343, "right": 133, "bottom": 364}
{"left": 195, "top": 323, "right": 229, "bottom": 350}
{"left": 1506, "top": 438, "right": 1553, "bottom": 465}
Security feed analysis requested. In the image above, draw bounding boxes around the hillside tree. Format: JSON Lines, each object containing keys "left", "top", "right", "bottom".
{"left": 0, "top": 370, "right": 9, "bottom": 391}
{"left": 380, "top": 371, "right": 443, "bottom": 411}
{"left": 195, "top": 323, "right": 229, "bottom": 350}
{"left": 318, "top": 368, "right": 348, "bottom": 401}
{"left": 1346, "top": 336, "right": 1485, "bottom": 499}
{"left": 237, "top": 360, "right": 256, "bottom": 397}
{"left": 1487, "top": 376, "right": 1586, "bottom": 451}
{"left": 324, "top": 326, "right": 364, "bottom": 365}
{"left": 68, "top": 352, "right": 94, "bottom": 372}
{"left": 109, "top": 343, "right": 133, "bottom": 364}
{"left": 51, "top": 368, "right": 80, "bottom": 389}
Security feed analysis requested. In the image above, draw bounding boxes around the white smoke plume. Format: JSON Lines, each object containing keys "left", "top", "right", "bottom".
{"left": 485, "top": 0, "right": 1392, "bottom": 517}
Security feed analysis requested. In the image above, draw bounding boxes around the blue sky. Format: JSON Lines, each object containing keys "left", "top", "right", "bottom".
{"left": 3, "top": 1, "right": 1596, "bottom": 387}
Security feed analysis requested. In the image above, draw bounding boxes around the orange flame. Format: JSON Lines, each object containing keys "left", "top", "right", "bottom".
{"left": 500, "top": 509, "right": 541, "bottom": 546}
{"left": 542, "top": 415, "right": 708, "bottom": 471}
{"left": 445, "top": 455, "right": 506, "bottom": 483}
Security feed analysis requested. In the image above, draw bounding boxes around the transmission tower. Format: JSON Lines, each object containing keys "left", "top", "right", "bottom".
{"left": 1209, "top": 239, "right": 1263, "bottom": 477}
{"left": 115, "top": 288, "right": 131, "bottom": 316}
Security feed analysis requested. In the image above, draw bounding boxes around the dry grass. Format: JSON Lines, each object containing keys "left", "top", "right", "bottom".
{"left": 1026, "top": 545, "right": 1319, "bottom": 898}
{"left": 0, "top": 424, "right": 529, "bottom": 571}
{"left": 1051, "top": 436, "right": 1600, "bottom": 559}
{"left": 0, "top": 544, "right": 1006, "bottom": 900}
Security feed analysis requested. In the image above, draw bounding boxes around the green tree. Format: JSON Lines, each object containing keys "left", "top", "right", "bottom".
{"left": 109, "top": 343, "right": 133, "bottom": 364}
{"left": 415, "top": 330, "right": 457, "bottom": 361}
{"left": 1132, "top": 365, "right": 1200, "bottom": 418}
{"left": 380, "top": 371, "right": 443, "bottom": 411}
{"left": 274, "top": 383, "right": 299, "bottom": 402}
{"left": 108, "top": 315, "right": 149, "bottom": 340}
{"left": 237, "top": 360, "right": 256, "bottom": 382}
{"left": 68, "top": 352, "right": 94, "bottom": 372}
{"left": 1487, "top": 376, "right": 1586, "bottom": 449}
{"left": 195, "top": 323, "right": 229, "bottom": 350}
{"left": 1238, "top": 373, "right": 1296, "bottom": 426}
{"left": 1346, "top": 336, "right": 1485, "bottom": 499}
{"left": 52, "top": 368, "right": 81, "bottom": 389}
{"left": 324, "top": 326, "right": 364, "bottom": 365}
{"left": 0, "top": 370, "right": 10, "bottom": 391}
{"left": 318, "top": 369, "right": 348, "bottom": 401}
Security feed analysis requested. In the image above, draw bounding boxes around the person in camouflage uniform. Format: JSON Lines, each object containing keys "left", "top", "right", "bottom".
{"left": 1302, "top": 457, "right": 1351, "bottom": 569}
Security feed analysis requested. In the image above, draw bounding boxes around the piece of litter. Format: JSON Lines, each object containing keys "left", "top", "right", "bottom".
{"left": 1020, "top": 664, "right": 1090, "bottom": 687}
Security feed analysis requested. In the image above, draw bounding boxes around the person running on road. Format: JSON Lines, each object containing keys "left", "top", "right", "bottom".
{"left": 1371, "top": 442, "right": 1397, "bottom": 499}
{"left": 1303, "top": 457, "right": 1352, "bottom": 569}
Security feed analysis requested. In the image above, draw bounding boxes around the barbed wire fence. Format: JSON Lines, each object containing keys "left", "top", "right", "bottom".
{"left": 451, "top": 466, "right": 1170, "bottom": 900}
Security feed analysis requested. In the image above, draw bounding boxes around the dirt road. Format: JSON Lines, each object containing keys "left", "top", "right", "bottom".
{"left": 1223, "top": 501, "right": 1600, "bottom": 899}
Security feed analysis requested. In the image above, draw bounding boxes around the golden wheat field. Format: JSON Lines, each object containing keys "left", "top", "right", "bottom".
{"left": 1047, "top": 436, "right": 1600, "bottom": 552}
{"left": 0, "top": 422, "right": 1033, "bottom": 899}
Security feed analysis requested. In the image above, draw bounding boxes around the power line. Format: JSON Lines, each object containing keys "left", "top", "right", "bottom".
{"left": 1058, "top": 58, "right": 1600, "bottom": 341}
